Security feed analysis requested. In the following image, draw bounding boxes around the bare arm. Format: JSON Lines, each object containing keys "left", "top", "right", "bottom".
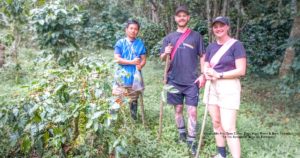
{"left": 206, "top": 58, "right": 247, "bottom": 79}
{"left": 200, "top": 54, "right": 205, "bottom": 73}
{"left": 221, "top": 58, "right": 246, "bottom": 78}
{"left": 160, "top": 44, "right": 173, "bottom": 61}
{"left": 114, "top": 53, "right": 140, "bottom": 65}
{"left": 137, "top": 55, "right": 146, "bottom": 70}
{"left": 194, "top": 53, "right": 206, "bottom": 88}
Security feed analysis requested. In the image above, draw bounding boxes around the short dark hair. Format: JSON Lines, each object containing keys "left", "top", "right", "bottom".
{"left": 126, "top": 19, "right": 140, "bottom": 30}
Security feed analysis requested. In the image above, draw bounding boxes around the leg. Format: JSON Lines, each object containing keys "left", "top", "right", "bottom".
{"left": 220, "top": 108, "right": 240, "bottom": 158}
{"left": 167, "top": 84, "right": 185, "bottom": 140}
{"left": 130, "top": 99, "right": 138, "bottom": 120}
{"left": 208, "top": 105, "right": 227, "bottom": 158}
{"left": 187, "top": 105, "right": 197, "bottom": 139}
{"left": 127, "top": 88, "right": 139, "bottom": 120}
{"left": 187, "top": 105, "right": 197, "bottom": 155}
{"left": 208, "top": 105, "right": 226, "bottom": 147}
{"left": 174, "top": 104, "right": 186, "bottom": 140}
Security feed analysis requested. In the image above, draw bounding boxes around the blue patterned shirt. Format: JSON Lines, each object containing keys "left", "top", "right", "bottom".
{"left": 114, "top": 38, "right": 146, "bottom": 86}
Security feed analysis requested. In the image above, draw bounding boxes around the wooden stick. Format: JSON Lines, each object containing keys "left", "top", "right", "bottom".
{"left": 195, "top": 80, "right": 211, "bottom": 158}
{"left": 140, "top": 92, "right": 146, "bottom": 126}
{"left": 158, "top": 51, "right": 170, "bottom": 140}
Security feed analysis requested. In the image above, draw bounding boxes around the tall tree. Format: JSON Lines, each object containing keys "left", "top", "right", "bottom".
{"left": 149, "top": 0, "right": 159, "bottom": 23}
{"left": 279, "top": 0, "right": 300, "bottom": 77}
{"left": 206, "top": 0, "right": 212, "bottom": 42}
{"left": 235, "top": 0, "right": 241, "bottom": 39}
{"left": 222, "top": 0, "right": 228, "bottom": 16}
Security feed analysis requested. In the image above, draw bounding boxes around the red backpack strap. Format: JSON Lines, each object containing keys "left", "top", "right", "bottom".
{"left": 170, "top": 29, "right": 192, "bottom": 61}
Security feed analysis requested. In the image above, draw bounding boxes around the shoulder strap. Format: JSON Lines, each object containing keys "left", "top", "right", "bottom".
{"left": 210, "top": 38, "right": 237, "bottom": 68}
{"left": 170, "top": 29, "right": 192, "bottom": 61}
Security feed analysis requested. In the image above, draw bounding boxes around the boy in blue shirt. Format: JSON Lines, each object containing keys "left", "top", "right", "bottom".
{"left": 113, "top": 19, "right": 146, "bottom": 120}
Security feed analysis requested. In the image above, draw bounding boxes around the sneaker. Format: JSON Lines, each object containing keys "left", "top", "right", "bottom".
{"left": 211, "top": 153, "right": 226, "bottom": 158}
{"left": 187, "top": 141, "right": 197, "bottom": 156}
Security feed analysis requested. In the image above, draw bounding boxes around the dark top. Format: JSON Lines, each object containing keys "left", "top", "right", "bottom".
{"left": 205, "top": 41, "right": 246, "bottom": 73}
{"left": 160, "top": 30, "right": 205, "bottom": 85}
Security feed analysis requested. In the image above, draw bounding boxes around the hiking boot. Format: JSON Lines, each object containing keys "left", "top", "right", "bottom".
{"left": 187, "top": 141, "right": 197, "bottom": 156}
{"left": 179, "top": 132, "right": 187, "bottom": 142}
{"left": 130, "top": 101, "right": 138, "bottom": 120}
{"left": 211, "top": 153, "right": 226, "bottom": 158}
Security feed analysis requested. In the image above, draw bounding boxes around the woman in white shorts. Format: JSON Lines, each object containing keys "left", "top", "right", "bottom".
{"left": 203, "top": 16, "right": 247, "bottom": 158}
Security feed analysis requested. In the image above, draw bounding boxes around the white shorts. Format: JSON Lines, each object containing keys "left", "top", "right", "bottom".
{"left": 203, "top": 78, "right": 241, "bottom": 110}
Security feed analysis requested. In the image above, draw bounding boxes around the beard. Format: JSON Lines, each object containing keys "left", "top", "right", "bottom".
{"left": 177, "top": 20, "right": 188, "bottom": 27}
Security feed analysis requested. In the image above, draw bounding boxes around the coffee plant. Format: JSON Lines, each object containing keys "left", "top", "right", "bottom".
{"left": 0, "top": 55, "right": 130, "bottom": 157}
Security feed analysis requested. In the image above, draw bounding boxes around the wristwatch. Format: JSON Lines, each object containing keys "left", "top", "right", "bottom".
{"left": 219, "top": 72, "right": 224, "bottom": 79}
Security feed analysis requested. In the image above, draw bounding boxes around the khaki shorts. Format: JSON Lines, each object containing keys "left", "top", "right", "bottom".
{"left": 203, "top": 78, "right": 241, "bottom": 110}
{"left": 112, "top": 85, "right": 139, "bottom": 104}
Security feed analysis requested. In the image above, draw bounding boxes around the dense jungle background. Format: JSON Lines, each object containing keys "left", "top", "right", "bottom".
{"left": 0, "top": 0, "right": 299, "bottom": 157}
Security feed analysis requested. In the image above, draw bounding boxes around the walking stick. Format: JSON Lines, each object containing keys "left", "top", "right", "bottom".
{"left": 140, "top": 91, "right": 145, "bottom": 126}
{"left": 195, "top": 80, "right": 211, "bottom": 158}
{"left": 158, "top": 50, "right": 170, "bottom": 140}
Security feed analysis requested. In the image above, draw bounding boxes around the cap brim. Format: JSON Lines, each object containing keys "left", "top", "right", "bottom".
{"left": 176, "top": 10, "right": 189, "bottom": 15}
{"left": 212, "top": 20, "right": 228, "bottom": 26}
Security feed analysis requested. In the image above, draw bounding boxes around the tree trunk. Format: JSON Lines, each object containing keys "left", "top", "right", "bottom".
{"left": 213, "top": 0, "right": 219, "bottom": 18}
{"left": 0, "top": 44, "right": 5, "bottom": 68}
{"left": 279, "top": 16, "right": 300, "bottom": 77}
{"left": 291, "top": 0, "right": 297, "bottom": 16}
{"left": 149, "top": 0, "right": 159, "bottom": 23}
{"left": 207, "top": 0, "right": 212, "bottom": 42}
{"left": 235, "top": 0, "right": 241, "bottom": 39}
{"left": 222, "top": 0, "right": 228, "bottom": 16}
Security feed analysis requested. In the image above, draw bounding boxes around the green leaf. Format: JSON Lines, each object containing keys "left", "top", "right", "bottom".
{"left": 38, "top": 19, "right": 44, "bottom": 25}
{"left": 95, "top": 89, "right": 102, "bottom": 98}
{"left": 93, "top": 122, "right": 98, "bottom": 132}
{"left": 32, "top": 112, "right": 42, "bottom": 123}
{"left": 86, "top": 119, "right": 93, "bottom": 128}
{"left": 92, "top": 111, "right": 104, "bottom": 120}
{"left": 163, "top": 84, "right": 179, "bottom": 93}
{"left": 21, "top": 135, "right": 31, "bottom": 153}
{"left": 12, "top": 108, "right": 19, "bottom": 117}
{"left": 161, "top": 91, "right": 166, "bottom": 103}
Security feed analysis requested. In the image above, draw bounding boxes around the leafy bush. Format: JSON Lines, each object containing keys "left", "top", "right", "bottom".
{"left": 240, "top": 7, "right": 293, "bottom": 74}
{"left": 0, "top": 55, "right": 129, "bottom": 157}
{"left": 139, "top": 22, "right": 165, "bottom": 56}
{"left": 82, "top": 22, "right": 122, "bottom": 50}
{"left": 30, "top": 1, "right": 85, "bottom": 66}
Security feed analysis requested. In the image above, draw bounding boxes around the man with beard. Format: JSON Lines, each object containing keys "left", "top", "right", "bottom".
{"left": 160, "top": 5, "right": 206, "bottom": 156}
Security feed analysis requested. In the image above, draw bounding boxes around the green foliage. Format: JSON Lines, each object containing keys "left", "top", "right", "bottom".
{"left": 0, "top": 31, "right": 14, "bottom": 46}
{"left": 0, "top": 55, "right": 127, "bottom": 157}
{"left": 30, "top": 1, "right": 84, "bottom": 66}
{"left": 139, "top": 22, "right": 165, "bottom": 56}
{"left": 82, "top": 22, "right": 122, "bottom": 49}
{"left": 279, "top": 52, "right": 300, "bottom": 99}
{"left": 189, "top": 18, "right": 209, "bottom": 45}
{"left": 240, "top": 3, "right": 293, "bottom": 74}
{"left": 1, "top": 0, "right": 28, "bottom": 23}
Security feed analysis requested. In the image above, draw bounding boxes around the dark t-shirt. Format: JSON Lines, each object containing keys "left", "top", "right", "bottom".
{"left": 160, "top": 30, "right": 205, "bottom": 85}
{"left": 205, "top": 41, "right": 246, "bottom": 73}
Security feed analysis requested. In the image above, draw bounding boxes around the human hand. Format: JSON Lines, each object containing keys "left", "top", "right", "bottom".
{"left": 194, "top": 74, "right": 206, "bottom": 88}
{"left": 205, "top": 68, "right": 220, "bottom": 80}
{"left": 136, "top": 64, "right": 142, "bottom": 70}
{"left": 132, "top": 57, "right": 140, "bottom": 65}
{"left": 164, "top": 44, "right": 173, "bottom": 55}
